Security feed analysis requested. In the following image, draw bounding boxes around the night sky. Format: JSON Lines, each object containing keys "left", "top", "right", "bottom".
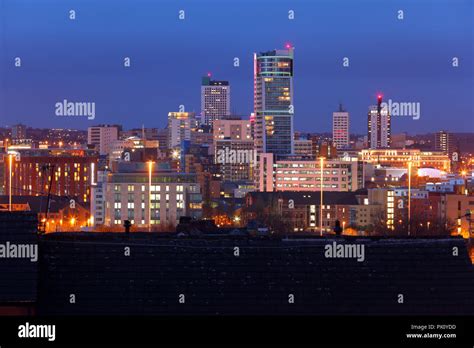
{"left": 0, "top": 0, "right": 472, "bottom": 134}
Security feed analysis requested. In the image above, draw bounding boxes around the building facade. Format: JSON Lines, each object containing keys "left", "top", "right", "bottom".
{"left": 245, "top": 191, "right": 376, "bottom": 233}
{"left": 360, "top": 149, "right": 451, "bottom": 172}
{"left": 102, "top": 164, "right": 202, "bottom": 229}
{"left": 256, "top": 154, "right": 363, "bottom": 193}
{"left": 332, "top": 105, "right": 350, "bottom": 149}
{"left": 87, "top": 125, "right": 120, "bottom": 155}
{"left": 168, "top": 112, "right": 196, "bottom": 149}
{"left": 434, "top": 130, "right": 454, "bottom": 155}
{"left": 294, "top": 139, "right": 313, "bottom": 156}
{"left": 201, "top": 76, "right": 230, "bottom": 126}
{"left": 213, "top": 119, "right": 252, "bottom": 142}
{"left": 368, "top": 96, "right": 391, "bottom": 149}
{"left": 254, "top": 46, "right": 294, "bottom": 155}
{"left": 3, "top": 149, "right": 98, "bottom": 203}
{"left": 215, "top": 138, "right": 255, "bottom": 182}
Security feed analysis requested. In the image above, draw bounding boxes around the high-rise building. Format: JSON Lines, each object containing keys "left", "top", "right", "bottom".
{"left": 254, "top": 46, "right": 294, "bottom": 155}
{"left": 434, "top": 130, "right": 454, "bottom": 155}
{"left": 201, "top": 76, "right": 230, "bottom": 126}
{"left": 88, "top": 125, "right": 121, "bottom": 155}
{"left": 167, "top": 112, "right": 196, "bottom": 149}
{"left": 332, "top": 104, "right": 350, "bottom": 149}
{"left": 368, "top": 95, "right": 391, "bottom": 149}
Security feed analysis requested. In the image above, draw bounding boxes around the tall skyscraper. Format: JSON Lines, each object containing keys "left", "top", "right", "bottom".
{"left": 332, "top": 104, "right": 350, "bottom": 149}
{"left": 368, "top": 95, "right": 391, "bottom": 149}
{"left": 201, "top": 76, "right": 230, "bottom": 126}
{"left": 254, "top": 46, "right": 294, "bottom": 155}
{"left": 434, "top": 130, "right": 454, "bottom": 155}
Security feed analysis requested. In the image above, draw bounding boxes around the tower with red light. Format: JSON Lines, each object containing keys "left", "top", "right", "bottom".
{"left": 368, "top": 93, "right": 391, "bottom": 149}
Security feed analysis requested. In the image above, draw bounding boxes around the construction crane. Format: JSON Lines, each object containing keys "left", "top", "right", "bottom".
{"left": 39, "top": 164, "right": 55, "bottom": 234}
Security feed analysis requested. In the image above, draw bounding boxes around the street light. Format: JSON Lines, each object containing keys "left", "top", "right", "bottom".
{"left": 8, "top": 153, "right": 13, "bottom": 212}
{"left": 148, "top": 160, "right": 154, "bottom": 232}
{"left": 319, "top": 156, "right": 325, "bottom": 236}
{"left": 408, "top": 159, "right": 412, "bottom": 236}
{"left": 461, "top": 170, "right": 468, "bottom": 195}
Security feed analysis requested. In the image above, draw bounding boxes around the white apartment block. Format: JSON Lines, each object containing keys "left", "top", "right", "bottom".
{"left": 103, "top": 171, "right": 202, "bottom": 228}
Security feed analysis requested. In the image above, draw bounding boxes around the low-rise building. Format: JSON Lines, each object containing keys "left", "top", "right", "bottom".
{"left": 244, "top": 191, "right": 377, "bottom": 233}
{"left": 102, "top": 163, "right": 202, "bottom": 229}
{"left": 256, "top": 154, "right": 363, "bottom": 193}
{"left": 360, "top": 148, "right": 450, "bottom": 172}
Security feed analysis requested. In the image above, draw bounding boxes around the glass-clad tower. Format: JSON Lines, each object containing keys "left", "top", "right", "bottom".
{"left": 253, "top": 46, "right": 294, "bottom": 155}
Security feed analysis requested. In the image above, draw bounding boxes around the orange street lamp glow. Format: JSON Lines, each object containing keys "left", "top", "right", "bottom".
{"left": 8, "top": 154, "right": 13, "bottom": 211}
{"left": 319, "top": 156, "right": 325, "bottom": 236}
{"left": 408, "top": 159, "right": 412, "bottom": 236}
{"left": 148, "top": 160, "right": 154, "bottom": 232}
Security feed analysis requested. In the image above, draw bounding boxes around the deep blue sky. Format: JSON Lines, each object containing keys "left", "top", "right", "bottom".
{"left": 0, "top": 0, "right": 472, "bottom": 134}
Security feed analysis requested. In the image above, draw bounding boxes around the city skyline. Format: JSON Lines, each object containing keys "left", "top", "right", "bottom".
{"left": 0, "top": 1, "right": 473, "bottom": 344}
{"left": 0, "top": 0, "right": 472, "bottom": 133}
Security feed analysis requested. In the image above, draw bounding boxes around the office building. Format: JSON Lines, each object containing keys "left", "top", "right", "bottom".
{"left": 88, "top": 125, "right": 120, "bottom": 155}
{"left": 434, "top": 130, "right": 454, "bottom": 155}
{"left": 294, "top": 139, "right": 313, "bottom": 156}
{"left": 332, "top": 105, "right": 350, "bottom": 149}
{"left": 215, "top": 138, "right": 255, "bottom": 182}
{"left": 201, "top": 76, "right": 230, "bottom": 126}
{"left": 102, "top": 163, "right": 202, "bottom": 228}
{"left": 256, "top": 154, "right": 363, "bottom": 193}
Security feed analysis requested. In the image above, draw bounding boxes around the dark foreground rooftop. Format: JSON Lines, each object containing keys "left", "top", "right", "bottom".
{"left": 37, "top": 232, "right": 474, "bottom": 315}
